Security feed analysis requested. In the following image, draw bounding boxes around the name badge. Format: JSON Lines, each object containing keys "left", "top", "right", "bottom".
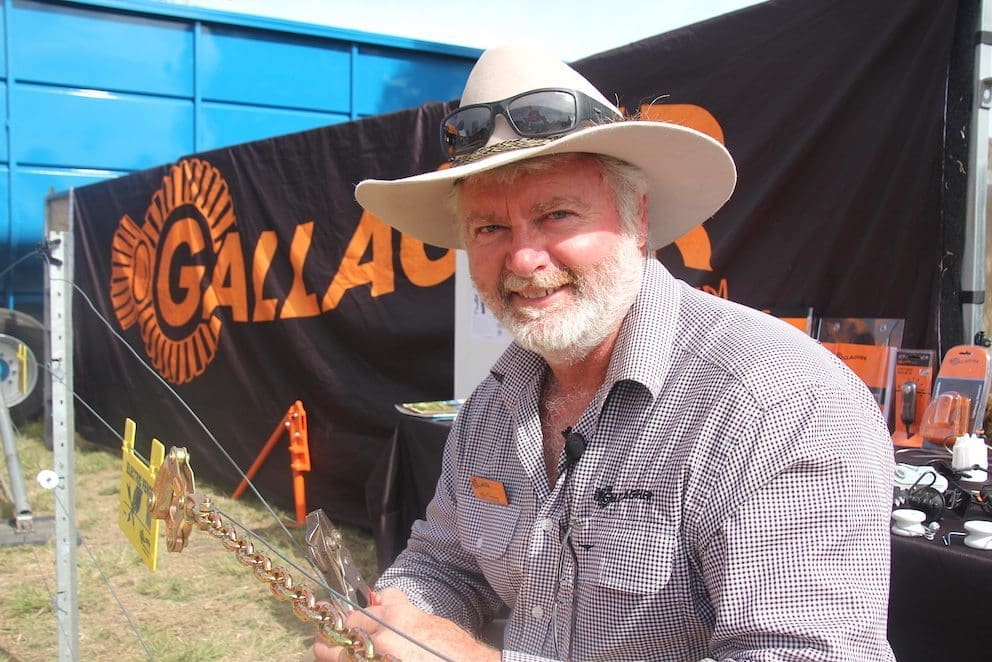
{"left": 470, "top": 476, "right": 508, "bottom": 506}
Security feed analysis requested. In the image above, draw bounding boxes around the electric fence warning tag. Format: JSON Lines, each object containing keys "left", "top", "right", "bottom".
{"left": 119, "top": 418, "right": 164, "bottom": 571}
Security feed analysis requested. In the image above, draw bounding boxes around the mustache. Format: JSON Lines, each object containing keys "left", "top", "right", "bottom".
{"left": 499, "top": 268, "right": 577, "bottom": 295}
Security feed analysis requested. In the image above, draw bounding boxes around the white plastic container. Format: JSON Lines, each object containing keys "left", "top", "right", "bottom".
{"left": 951, "top": 433, "right": 989, "bottom": 482}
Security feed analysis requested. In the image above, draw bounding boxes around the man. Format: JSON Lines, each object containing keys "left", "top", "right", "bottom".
{"left": 315, "top": 44, "right": 895, "bottom": 661}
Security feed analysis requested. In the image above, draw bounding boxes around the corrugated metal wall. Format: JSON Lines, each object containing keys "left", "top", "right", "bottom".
{"left": 2, "top": 0, "right": 478, "bottom": 313}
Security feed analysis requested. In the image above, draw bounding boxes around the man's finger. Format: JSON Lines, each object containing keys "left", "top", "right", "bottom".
{"left": 344, "top": 604, "right": 387, "bottom": 634}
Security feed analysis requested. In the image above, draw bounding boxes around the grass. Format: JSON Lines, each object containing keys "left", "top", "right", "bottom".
{"left": 6, "top": 585, "right": 51, "bottom": 617}
{"left": 0, "top": 420, "right": 378, "bottom": 661}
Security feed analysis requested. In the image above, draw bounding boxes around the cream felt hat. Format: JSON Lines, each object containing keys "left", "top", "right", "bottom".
{"left": 355, "top": 44, "right": 737, "bottom": 250}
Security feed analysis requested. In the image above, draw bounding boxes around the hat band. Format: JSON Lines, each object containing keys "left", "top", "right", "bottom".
{"left": 452, "top": 135, "right": 560, "bottom": 166}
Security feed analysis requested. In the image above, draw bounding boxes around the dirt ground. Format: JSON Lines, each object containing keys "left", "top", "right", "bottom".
{"left": 0, "top": 422, "right": 378, "bottom": 661}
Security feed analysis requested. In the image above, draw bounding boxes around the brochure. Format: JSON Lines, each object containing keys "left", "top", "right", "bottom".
{"left": 395, "top": 399, "right": 464, "bottom": 420}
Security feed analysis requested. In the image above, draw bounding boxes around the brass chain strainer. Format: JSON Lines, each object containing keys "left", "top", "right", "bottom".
{"left": 148, "top": 446, "right": 397, "bottom": 661}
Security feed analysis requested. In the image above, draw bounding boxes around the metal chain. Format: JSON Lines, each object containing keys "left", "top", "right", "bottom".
{"left": 184, "top": 492, "right": 397, "bottom": 661}
{"left": 147, "top": 446, "right": 398, "bottom": 660}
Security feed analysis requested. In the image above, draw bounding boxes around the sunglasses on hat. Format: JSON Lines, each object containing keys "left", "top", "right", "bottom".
{"left": 441, "top": 88, "right": 622, "bottom": 159}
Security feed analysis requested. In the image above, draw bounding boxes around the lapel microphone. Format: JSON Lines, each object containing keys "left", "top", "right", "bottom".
{"left": 562, "top": 426, "right": 587, "bottom": 469}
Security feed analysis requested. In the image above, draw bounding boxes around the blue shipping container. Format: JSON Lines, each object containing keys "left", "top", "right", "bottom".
{"left": 1, "top": 0, "right": 479, "bottom": 316}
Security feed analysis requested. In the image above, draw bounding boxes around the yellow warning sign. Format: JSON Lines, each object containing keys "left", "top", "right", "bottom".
{"left": 119, "top": 418, "right": 165, "bottom": 571}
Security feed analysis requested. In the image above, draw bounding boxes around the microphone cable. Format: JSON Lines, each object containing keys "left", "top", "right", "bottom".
{"left": 551, "top": 426, "right": 586, "bottom": 660}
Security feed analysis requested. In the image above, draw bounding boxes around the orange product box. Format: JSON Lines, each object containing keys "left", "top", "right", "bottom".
{"left": 821, "top": 341, "right": 895, "bottom": 422}
{"left": 891, "top": 349, "right": 934, "bottom": 435}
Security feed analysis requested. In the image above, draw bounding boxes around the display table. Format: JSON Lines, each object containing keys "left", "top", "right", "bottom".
{"left": 889, "top": 513, "right": 992, "bottom": 661}
{"left": 365, "top": 417, "right": 451, "bottom": 571}
{"left": 888, "top": 447, "right": 992, "bottom": 661}
{"left": 367, "top": 418, "right": 992, "bottom": 659}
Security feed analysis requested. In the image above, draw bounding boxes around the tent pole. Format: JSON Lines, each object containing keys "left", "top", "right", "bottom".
{"left": 963, "top": 0, "right": 992, "bottom": 344}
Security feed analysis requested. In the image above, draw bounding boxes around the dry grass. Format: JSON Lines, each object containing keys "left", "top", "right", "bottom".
{"left": 0, "top": 420, "right": 378, "bottom": 661}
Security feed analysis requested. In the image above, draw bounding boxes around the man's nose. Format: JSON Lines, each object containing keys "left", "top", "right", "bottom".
{"left": 505, "top": 228, "right": 550, "bottom": 276}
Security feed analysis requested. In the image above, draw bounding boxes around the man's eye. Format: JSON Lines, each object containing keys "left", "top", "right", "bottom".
{"left": 547, "top": 210, "right": 570, "bottom": 220}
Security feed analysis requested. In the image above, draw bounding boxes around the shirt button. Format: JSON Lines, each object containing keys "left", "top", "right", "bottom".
{"left": 531, "top": 605, "right": 544, "bottom": 619}
{"left": 540, "top": 518, "right": 556, "bottom": 533}
{"left": 475, "top": 537, "right": 484, "bottom": 548}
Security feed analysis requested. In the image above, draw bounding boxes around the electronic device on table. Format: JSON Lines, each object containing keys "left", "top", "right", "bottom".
{"left": 890, "top": 349, "right": 934, "bottom": 441}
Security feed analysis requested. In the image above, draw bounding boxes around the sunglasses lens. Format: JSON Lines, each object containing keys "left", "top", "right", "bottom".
{"left": 507, "top": 90, "right": 577, "bottom": 136}
{"left": 442, "top": 106, "right": 493, "bottom": 156}
{"left": 441, "top": 89, "right": 605, "bottom": 158}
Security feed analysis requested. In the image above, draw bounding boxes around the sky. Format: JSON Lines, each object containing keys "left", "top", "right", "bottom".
{"left": 158, "top": 0, "right": 768, "bottom": 61}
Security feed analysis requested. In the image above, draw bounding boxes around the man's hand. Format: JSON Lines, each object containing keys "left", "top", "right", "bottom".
{"left": 310, "top": 588, "right": 501, "bottom": 661}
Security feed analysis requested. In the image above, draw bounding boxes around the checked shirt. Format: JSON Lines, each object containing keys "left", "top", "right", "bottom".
{"left": 377, "top": 259, "right": 896, "bottom": 661}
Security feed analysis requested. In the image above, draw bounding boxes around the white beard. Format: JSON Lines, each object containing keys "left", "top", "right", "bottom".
{"left": 474, "top": 235, "right": 644, "bottom": 365}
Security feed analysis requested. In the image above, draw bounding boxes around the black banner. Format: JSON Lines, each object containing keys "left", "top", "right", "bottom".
{"left": 74, "top": 104, "right": 457, "bottom": 525}
{"left": 576, "top": 0, "right": 959, "bottom": 350}
{"left": 73, "top": 0, "right": 963, "bottom": 526}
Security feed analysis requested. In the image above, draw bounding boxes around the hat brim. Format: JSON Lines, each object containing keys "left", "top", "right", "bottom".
{"left": 355, "top": 121, "right": 737, "bottom": 250}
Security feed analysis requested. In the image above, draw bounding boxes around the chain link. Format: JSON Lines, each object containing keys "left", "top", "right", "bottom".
{"left": 182, "top": 493, "right": 397, "bottom": 661}
{"left": 149, "top": 448, "right": 399, "bottom": 660}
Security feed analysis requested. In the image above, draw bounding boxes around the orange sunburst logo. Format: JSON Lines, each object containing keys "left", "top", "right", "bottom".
{"left": 110, "top": 158, "right": 236, "bottom": 384}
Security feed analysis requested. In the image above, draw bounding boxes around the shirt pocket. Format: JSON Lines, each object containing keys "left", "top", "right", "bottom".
{"left": 586, "top": 516, "right": 677, "bottom": 594}
{"left": 457, "top": 499, "right": 521, "bottom": 560}
{"left": 567, "top": 516, "right": 684, "bottom": 659}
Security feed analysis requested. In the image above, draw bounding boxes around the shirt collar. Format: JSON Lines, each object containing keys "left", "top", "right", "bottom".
{"left": 602, "top": 258, "right": 680, "bottom": 400}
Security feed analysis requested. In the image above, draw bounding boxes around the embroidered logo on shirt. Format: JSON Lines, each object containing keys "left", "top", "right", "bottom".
{"left": 593, "top": 485, "right": 654, "bottom": 509}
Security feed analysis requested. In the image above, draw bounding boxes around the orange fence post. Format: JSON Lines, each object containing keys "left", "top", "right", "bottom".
{"left": 287, "top": 401, "right": 311, "bottom": 525}
{"left": 231, "top": 400, "right": 311, "bottom": 525}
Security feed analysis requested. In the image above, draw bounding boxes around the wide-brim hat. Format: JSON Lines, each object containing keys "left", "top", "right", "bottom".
{"left": 355, "top": 44, "right": 737, "bottom": 250}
